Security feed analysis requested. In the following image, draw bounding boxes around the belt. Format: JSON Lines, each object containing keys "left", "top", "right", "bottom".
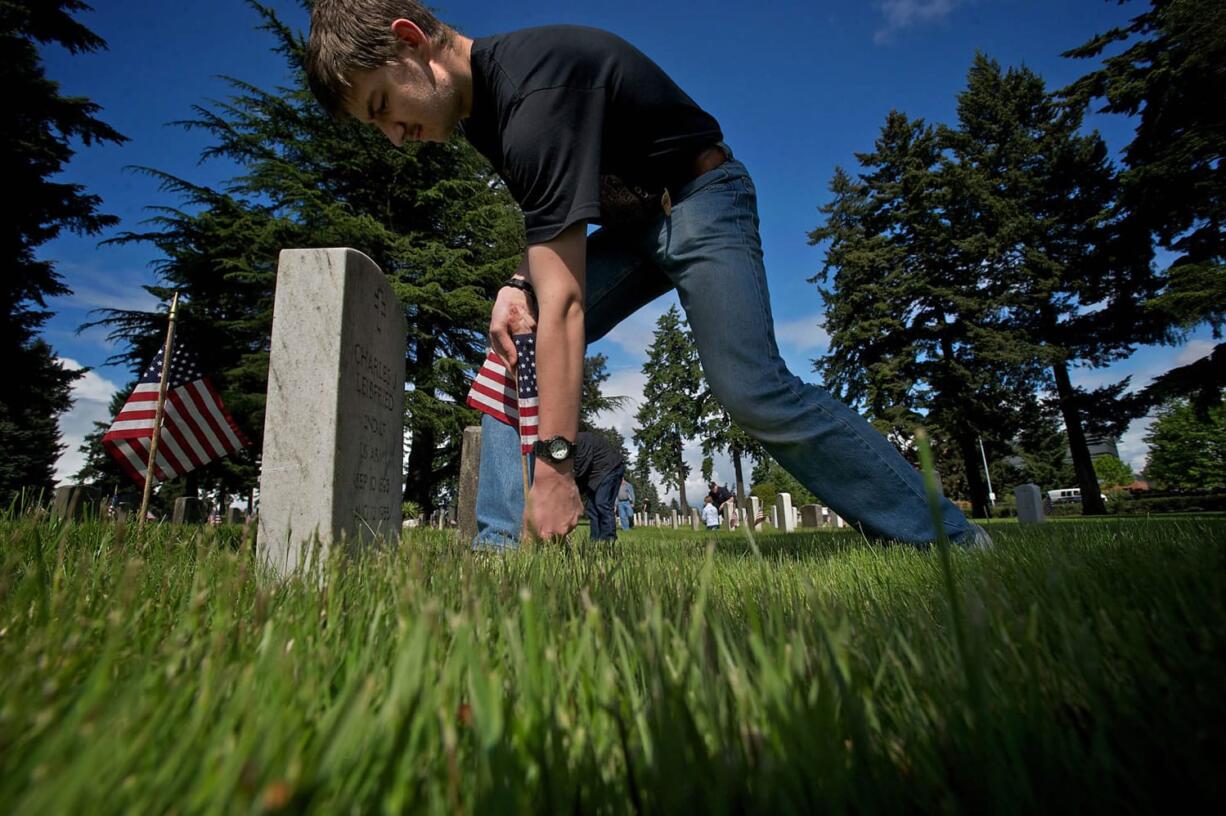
{"left": 662, "top": 143, "right": 730, "bottom": 215}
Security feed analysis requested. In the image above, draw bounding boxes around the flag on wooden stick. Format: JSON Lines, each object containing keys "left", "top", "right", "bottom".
{"left": 102, "top": 342, "right": 250, "bottom": 486}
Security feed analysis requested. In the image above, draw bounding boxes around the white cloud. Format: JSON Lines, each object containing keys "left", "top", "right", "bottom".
{"left": 596, "top": 294, "right": 678, "bottom": 358}
{"left": 773, "top": 313, "right": 830, "bottom": 355}
{"left": 46, "top": 259, "right": 162, "bottom": 314}
{"left": 874, "top": 0, "right": 961, "bottom": 45}
{"left": 53, "top": 359, "right": 123, "bottom": 484}
{"left": 1174, "top": 339, "right": 1215, "bottom": 367}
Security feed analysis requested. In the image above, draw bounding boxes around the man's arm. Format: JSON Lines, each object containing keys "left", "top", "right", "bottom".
{"left": 526, "top": 221, "right": 587, "bottom": 537}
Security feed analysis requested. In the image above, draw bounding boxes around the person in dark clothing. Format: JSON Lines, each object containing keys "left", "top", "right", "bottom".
{"left": 573, "top": 431, "right": 625, "bottom": 541}
{"left": 305, "top": 1, "right": 989, "bottom": 550}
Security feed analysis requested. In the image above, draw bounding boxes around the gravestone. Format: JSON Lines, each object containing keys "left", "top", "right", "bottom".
{"left": 691, "top": 508, "right": 701, "bottom": 530}
{"left": 458, "top": 426, "right": 482, "bottom": 544}
{"left": 800, "top": 504, "right": 822, "bottom": 528}
{"left": 770, "top": 506, "right": 779, "bottom": 528}
{"left": 748, "top": 496, "right": 762, "bottom": 528}
{"left": 227, "top": 507, "right": 244, "bottom": 525}
{"left": 1015, "top": 483, "right": 1046, "bottom": 524}
{"left": 776, "top": 492, "right": 796, "bottom": 533}
{"left": 722, "top": 502, "right": 734, "bottom": 527}
{"left": 739, "top": 508, "right": 747, "bottom": 528}
{"left": 670, "top": 509, "right": 678, "bottom": 529}
{"left": 173, "top": 497, "right": 203, "bottom": 525}
{"left": 51, "top": 485, "right": 86, "bottom": 520}
{"left": 258, "top": 248, "right": 406, "bottom": 575}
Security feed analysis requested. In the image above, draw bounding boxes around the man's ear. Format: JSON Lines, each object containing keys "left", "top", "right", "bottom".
{"left": 389, "top": 18, "right": 428, "bottom": 50}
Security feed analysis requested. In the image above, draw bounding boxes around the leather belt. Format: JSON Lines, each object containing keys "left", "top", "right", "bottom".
{"left": 661, "top": 144, "right": 730, "bottom": 216}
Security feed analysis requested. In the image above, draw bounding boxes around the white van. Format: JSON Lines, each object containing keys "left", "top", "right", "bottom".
{"left": 1047, "top": 487, "right": 1109, "bottom": 504}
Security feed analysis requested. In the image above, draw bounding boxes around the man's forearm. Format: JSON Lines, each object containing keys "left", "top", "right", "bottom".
{"left": 527, "top": 223, "right": 587, "bottom": 469}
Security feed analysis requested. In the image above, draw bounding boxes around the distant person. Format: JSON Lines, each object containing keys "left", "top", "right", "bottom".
{"left": 617, "top": 477, "right": 636, "bottom": 530}
{"left": 305, "top": 0, "right": 986, "bottom": 549}
{"left": 701, "top": 495, "right": 720, "bottom": 530}
{"left": 573, "top": 431, "right": 626, "bottom": 541}
{"left": 708, "top": 481, "right": 734, "bottom": 518}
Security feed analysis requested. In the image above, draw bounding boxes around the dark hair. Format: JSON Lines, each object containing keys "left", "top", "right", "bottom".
{"left": 305, "top": 0, "right": 454, "bottom": 116}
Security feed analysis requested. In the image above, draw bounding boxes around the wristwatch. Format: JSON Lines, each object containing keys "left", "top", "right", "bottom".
{"left": 533, "top": 435, "right": 576, "bottom": 463}
{"left": 501, "top": 276, "right": 536, "bottom": 303}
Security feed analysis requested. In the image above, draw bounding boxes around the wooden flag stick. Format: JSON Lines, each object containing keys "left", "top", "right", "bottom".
{"left": 138, "top": 292, "right": 180, "bottom": 527}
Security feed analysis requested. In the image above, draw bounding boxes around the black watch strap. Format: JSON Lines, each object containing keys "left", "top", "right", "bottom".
{"left": 502, "top": 277, "right": 535, "bottom": 302}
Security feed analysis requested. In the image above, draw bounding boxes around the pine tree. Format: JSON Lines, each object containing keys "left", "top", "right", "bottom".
{"left": 945, "top": 54, "right": 1160, "bottom": 515}
{"left": 1066, "top": 0, "right": 1226, "bottom": 334}
{"left": 85, "top": 3, "right": 521, "bottom": 511}
{"left": 699, "top": 402, "right": 764, "bottom": 505}
{"left": 633, "top": 306, "right": 704, "bottom": 509}
{"left": 0, "top": 0, "right": 126, "bottom": 501}
{"left": 811, "top": 109, "right": 1032, "bottom": 517}
{"left": 1066, "top": 0, "right": 1226, "bottom": 413}
{"left": 580, "top": 353, "right": 628, "bottom": 430}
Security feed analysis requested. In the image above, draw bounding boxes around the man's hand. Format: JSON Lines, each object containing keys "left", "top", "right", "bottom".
{"left": 490, "top": 278, "right": 535, "bottom": 366}
{"left": 526, "top": 465, "right": 582, "bottom": 539}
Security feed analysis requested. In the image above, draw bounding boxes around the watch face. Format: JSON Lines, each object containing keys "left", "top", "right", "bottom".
{"left": 549, "top": 438, "right": 570, "bottom": 460}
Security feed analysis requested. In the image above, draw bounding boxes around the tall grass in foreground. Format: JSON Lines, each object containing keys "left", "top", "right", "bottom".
{"left": 1, "top": 515, "right": 1223, "bottom": 814}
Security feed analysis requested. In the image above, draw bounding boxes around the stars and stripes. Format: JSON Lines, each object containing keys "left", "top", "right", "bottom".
{"left": 102, "top": 342, "right": 250, "bottom": 486}
{"left": 464, "top": 333, "right": 539, "bottom": 454}
{"left": 513, "top": 333, "right": 539, "bottom": 454}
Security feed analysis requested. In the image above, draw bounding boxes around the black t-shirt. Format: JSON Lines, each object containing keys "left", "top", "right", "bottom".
{"left": 709, "top": 486, "right": 733, "bottom": 507}
{"left": 573, "top": 431, "right": 624, "bottom": 494}
{"left": 461, "top": 25, "right": 724, "bottom": 244}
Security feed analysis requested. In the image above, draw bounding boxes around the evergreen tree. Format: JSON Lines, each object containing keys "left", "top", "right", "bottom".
{"left": 811, "top": 109, "right": 1031, "bottom": 517}
{"left": 0, "top": 0, "right": 126, "bottom": 501}
{"left": 633, "top": 306, "right": 704, "bottom": 509}
{"left": 1143, "top": 395, "right": 1226, "bottom": 489}
{"left": 1067, "top": 0, "right": 1226, "bottom": 413}
{"left": 86, "top": 3, "right": 521, "bottom": 512}
{"left": 942, "top": 54, "right": 1144, "bottom": 515}
{"left": 580, "top": 353, "right": 628, "bottom": 430}
{"left": 628, "top": 455, "right": 661, "bottom": 511}
{"left": 699, "top": 402, "right": 764, "bottom": 506}
{"left": 1066, "top": 0, "right": 1226, "bottom": 334}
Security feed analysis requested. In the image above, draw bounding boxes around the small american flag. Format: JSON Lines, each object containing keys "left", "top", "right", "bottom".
{"left": 465, "top": 333, "right": 539, "bottom": 454}
{"left": 102, "top": 342, "right": 250, "bottom": 486}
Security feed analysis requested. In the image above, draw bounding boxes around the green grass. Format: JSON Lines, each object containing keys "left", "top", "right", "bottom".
{"left": 1, "top": 515, "right": 1223, "bottom": 814}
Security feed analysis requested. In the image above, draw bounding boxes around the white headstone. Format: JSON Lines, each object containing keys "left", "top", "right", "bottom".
{"left": 691, "top": 508, "right": 701, "bottom": 530}
{"left": 670, "top": 509, "right": 678, "bottom": 529}
{"left": 770, "top": 506, "right": 779, "bottom": 528}
{"left": 776, "top": 492, "right": 796, "bottom": 533}
{"left": 259, "top": 249, "right": 405, "bottom": 575}
{"left": 1015, "top": 483, "right": 1046, "bottom": 524}
{"left": 748, "top": 496, "right": 762, "bottom": 528}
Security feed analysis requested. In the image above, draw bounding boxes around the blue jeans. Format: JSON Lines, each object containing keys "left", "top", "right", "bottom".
{"left": 586, "top": 464, "right": 625, "bottom": 541}
{"left": 474, "top": 151, "right": 973, "bottom": 548}
{"left": 617, "top": 499, "right": 634, "bottom": 529}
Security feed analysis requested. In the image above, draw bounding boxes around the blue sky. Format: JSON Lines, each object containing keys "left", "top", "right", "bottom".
{"left": 39, "top": 0, "right": 1214, "bottom": 500}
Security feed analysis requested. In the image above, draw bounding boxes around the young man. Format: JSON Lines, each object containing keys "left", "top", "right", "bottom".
{"left": 305, "top": 1, "right": 987, "bottom": 549}
{"left": 573, "top": 432, "right": 626, "bottom": 541}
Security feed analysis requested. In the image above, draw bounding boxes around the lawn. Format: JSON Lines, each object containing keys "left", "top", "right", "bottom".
{"left": 1, "top": 514, "right": 1223, "bottom": 813}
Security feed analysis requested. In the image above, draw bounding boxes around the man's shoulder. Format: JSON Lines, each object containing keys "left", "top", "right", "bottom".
{"left": 478, "top": 25, "right": 640, "bottom": 94}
